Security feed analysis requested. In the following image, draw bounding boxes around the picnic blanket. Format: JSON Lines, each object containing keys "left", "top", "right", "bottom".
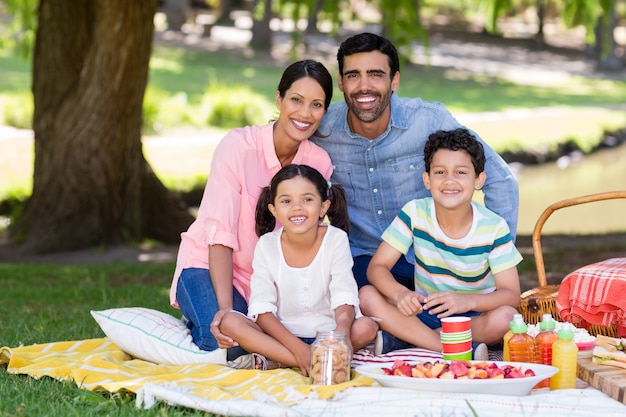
{"left": 2, "top": 337, "right": 626, "bottom": 416}
{"left": 557, "top": 257, "right": 626, "bottom": 337}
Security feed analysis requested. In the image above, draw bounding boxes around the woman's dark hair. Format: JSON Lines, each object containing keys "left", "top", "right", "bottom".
{"left": 337, "top": 32, "right": 400, "bottom": 79}
{"left": 424, "top": 128, "right": 486, "bottom": 174}
{"left": 277, "top": 59, "right": 333, "bottom": 110}
{"left": 255, "top": 164, "right": 349, "bottom": 237}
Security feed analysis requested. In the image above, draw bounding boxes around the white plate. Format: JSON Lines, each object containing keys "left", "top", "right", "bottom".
{"left": 355, "top": 360, "right": 558, "bottom": 396}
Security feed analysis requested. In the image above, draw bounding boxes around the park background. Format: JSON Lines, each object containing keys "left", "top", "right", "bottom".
{"left": 0, "top": 2, "right": 626, "bottom": 414}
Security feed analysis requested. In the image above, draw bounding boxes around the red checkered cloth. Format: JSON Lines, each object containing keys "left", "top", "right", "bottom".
{"left": 556, "top": 257, "right": 626, "bottom": 337}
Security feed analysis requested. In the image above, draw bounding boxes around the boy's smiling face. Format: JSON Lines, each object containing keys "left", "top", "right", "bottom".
{"left": 422, "top": 148, "right": 486, "bottom": 210}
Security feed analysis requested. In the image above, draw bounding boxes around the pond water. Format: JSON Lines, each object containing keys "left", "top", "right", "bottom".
{"left": 514, "top": 142, "right": 626, "bottom": 236}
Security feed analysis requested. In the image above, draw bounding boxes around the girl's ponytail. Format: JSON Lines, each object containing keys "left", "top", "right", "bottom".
{"left": 255, "top": 186, "right": 275, "bottom": 237}
{"left": 326, "top": 183, "right": 350, "bottom": 234}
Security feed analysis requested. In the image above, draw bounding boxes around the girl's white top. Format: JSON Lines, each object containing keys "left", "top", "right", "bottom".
{"left": 247, "top": 224, "right": 362, "bottom": 338}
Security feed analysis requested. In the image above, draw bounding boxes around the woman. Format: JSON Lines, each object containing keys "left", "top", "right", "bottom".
{"left": 170, "top": 60, "right": 334, "bottom": 355}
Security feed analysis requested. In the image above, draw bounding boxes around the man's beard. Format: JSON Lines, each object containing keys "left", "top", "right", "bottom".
{"left": 346, "top": 89, "right": 392, "bottom": 123}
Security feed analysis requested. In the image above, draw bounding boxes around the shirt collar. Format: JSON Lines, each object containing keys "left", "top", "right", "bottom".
{"left": 262, "top": 122, "right": 282, "bottom": 170}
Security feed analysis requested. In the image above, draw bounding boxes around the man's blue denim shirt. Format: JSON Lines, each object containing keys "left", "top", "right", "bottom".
{"left": 311, "top": 94, "right": 519, "bottom": 260}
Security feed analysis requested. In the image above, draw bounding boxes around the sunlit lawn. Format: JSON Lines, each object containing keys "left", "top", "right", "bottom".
{"left": 1, "top": 39, "right": 626, "bottom": 202}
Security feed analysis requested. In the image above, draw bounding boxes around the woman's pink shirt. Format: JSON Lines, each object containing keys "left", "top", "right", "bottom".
{"left": 170, "top": 123, "right": 333, "bottom": 308}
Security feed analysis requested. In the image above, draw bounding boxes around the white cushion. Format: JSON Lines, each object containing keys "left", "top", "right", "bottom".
{"left": 91, "top": 307, "right": 227, "bottom": 365}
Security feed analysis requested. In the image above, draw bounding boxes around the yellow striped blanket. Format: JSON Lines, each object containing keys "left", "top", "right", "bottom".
{"left": 0, "top": 338, "right": 374, "bottom": 404}
{"left": 3, "top": 338, "right": 626, "bottom": 417}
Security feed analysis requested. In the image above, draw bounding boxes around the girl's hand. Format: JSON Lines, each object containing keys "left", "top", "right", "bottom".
{"left": 211, "top": 308, "right": 238, "bottom": 349}
{"left": 423, "top": 292, "right": 470, "bottom": 318}
{"left": 292, "top": 342, "right": 313, "bottom": 376}
{"left": 396, "top": 288, "right": 424, "bottom": 316}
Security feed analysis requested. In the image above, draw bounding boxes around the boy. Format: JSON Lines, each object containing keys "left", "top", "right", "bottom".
{"left": 359, "top": 128, "right": 522, "bottom": 359}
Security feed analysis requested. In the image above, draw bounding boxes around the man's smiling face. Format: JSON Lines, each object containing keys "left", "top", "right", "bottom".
{"left": 338, "top": 50, "right": 399, "bottom": 123}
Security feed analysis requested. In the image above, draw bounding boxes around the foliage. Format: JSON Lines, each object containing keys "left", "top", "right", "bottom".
{"left": 201, "top": 83, "right": 272, "bottom": 129}
{"left": 1, "top": 91, "right": 33, "bottom": 129}
{"left": 143, "top": 88, "right": 195, "bottom": 134}
{"left": 561, "top": 0, "right": 604, "bottom": 43}
{"left": 0, "top": 0, "right": 37, "bottom": 58}
{"left": 380, "top": 0, "right": 429, "bottom": 57}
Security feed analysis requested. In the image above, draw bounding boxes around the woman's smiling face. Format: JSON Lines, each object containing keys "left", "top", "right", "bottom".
{"left": 275, "top": 76, "right": 327, "bottom": 143}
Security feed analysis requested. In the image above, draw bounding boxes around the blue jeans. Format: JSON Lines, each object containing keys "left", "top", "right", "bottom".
{"left": 352, "top": 254, "right": 415, "bottom": 290}
{"left": 176, "top": 268, "right": 248, "bottom": 352}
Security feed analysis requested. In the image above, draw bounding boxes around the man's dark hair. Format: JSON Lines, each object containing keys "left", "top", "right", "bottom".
{"left": 337, "top": 33, "right": 400, "bottom": 78}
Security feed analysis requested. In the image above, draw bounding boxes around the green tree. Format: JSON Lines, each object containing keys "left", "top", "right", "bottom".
{"left": 6, "top": 0, "right": 194, "bottom": 254}
{"left": 563, "top": 0, "right": 622, "bottom": 71}
{"left": 249, "top": 0, "right": 429, "bottom": 56}
{"left": 476, "top": 0, "right": 624, "bottom": 71}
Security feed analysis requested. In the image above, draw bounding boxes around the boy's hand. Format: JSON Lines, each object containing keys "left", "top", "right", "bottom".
{"left": 396, "top": 288, "right": 424, "bottom": 316}
{"left": 423, "top": 292, "right": 471, "bottom": 318}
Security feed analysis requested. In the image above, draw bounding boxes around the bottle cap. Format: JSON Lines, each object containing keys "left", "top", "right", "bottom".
{"left": 557, "top": 323, "right": 575, "bottom": 340}
{"left": 510, "top": 313, "right": 524, "bottom": 326}
{"left": 510, "top": 320, "right": 528, "bottom": 334}
{"left": 539, "top": 314, "right": 556, "bottom": 331}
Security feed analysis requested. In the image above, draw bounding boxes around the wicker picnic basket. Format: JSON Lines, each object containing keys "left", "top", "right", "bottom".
{"left": 518, "top": 191, "right": 626, "bottom": 337}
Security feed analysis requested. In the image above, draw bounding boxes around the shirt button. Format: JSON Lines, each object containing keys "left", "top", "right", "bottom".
{"left": 409, "top": 164, "right": 414, "bottom": 169}
{"left": 373, "top": 189, "right": 378, "bottom": 193}
{"left": 377, "top": 210, "right": 382, "bottom": 215}
{"left": 369, "top": 167, "right": 374, "bottom": 172}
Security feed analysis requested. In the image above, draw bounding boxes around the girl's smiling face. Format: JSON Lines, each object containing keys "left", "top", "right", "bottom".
{"left": 269, "top": 175, "right": 330, "bottom": 234}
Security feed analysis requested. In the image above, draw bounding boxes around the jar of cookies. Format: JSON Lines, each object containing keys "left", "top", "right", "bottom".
{"left": 310, "top": 330, "right": 352, "bottom": 385}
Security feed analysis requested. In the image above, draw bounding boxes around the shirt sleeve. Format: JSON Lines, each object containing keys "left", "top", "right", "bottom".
{"left": 381, "top": 201, "right": 416, "bottom": 255}
{"left": 247, "top": 236, "right": 279, "bottom": 320}
{"left": 195, "top": 130, "right": 247, "bottom": 250}
{"left": 488, "top": 220, "right": 523, "bottom": 274}
{"left": 328, "top": 228, "right": 362, "bottom": 317}
{"left": 481, "top": 151, "right": 519, "bottom": 242}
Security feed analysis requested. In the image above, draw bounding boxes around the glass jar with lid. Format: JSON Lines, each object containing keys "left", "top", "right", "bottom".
{"left": 310, "top": 330, "right": 352, "bottom": 385}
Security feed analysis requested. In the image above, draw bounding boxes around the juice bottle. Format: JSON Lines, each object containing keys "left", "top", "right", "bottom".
{"left": 550, "top": 323, "right": 579, "bottom": 390}
{"left": 534, "top": 314, "right": 558, "bottom": 388}
{"left": 508, "top": 318, "right": 535, "bottom": 363}
{"left": 503, "top": 313, "right": 524, "bottom": 361}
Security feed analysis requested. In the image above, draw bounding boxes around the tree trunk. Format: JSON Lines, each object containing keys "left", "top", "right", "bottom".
{"left": 594, "top": 2, "right": 621, "bottom": 72}
{"left": 163, "top": 0, "right": 192, "bottom": 31}
{"left": 14, "top": 0, "right": 194, "bottom": 254}
{"left": 250, "top": 0, "right": 272, "bottom": 50}
{"left": 534, "top": 0, "right": 546, "bottom": 45}
{"left": 217, "top": 0, "right": 236, "bottom": 25}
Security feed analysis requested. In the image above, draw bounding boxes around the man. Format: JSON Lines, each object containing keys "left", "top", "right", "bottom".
{"left": 311, "top": 32, "right": 518, "bottom": 290}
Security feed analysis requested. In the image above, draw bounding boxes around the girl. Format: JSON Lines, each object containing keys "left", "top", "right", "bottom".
{"left": 219, "top": 164, "right": 378, "bottom": 374}
{"left": 170, "top": 60, "right": 335, "bottom": 356}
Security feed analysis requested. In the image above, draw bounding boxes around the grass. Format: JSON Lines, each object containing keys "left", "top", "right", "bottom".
{"left": 3, "top": 240, "right": 624, "bottom": 414}
{"left": 0, "top": 262, "right": 218, "bottom": 416}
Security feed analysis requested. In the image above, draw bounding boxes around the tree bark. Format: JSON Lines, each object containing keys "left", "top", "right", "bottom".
{"left": 163, "top": 0, "right": 192, "bottom": 31}
{"left": 250, "top": 0, "right": 272, "bottom": 50}
{"left": 13, "top": 0, "right": 194, "bottom": 254}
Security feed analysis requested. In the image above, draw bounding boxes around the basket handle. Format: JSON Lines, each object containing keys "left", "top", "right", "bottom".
{"left": 532, "top": 190, "right": 626, "bottom": 287}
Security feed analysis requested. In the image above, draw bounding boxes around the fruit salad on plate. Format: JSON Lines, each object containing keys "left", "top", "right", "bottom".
{"left": 381, "top": 359, "right": 536, "bottom": 380}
